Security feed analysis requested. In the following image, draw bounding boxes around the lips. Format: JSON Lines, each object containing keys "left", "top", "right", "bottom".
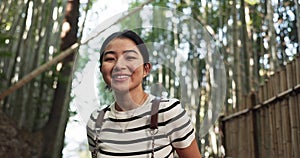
{"left": 112, "top": 74, "right": 131, "bottom": 81}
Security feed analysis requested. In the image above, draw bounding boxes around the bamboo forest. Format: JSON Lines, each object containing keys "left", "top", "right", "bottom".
{"left": 0, "top": 0, "right": 299, "bottom": 158}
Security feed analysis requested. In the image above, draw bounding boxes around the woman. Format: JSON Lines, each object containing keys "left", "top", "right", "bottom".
{"left": 86, "top": 30, "right": 201, "bottom": 158}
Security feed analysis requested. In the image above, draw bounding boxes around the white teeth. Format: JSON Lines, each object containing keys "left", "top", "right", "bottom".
{"left": 115, "top": 75, "right": 129, "bottom": 79}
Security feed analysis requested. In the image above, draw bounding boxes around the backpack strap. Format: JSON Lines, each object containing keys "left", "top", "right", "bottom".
{"left": 95, "top": 106, "right": 108, "bottom": 130}
{"left": 93, "top": 98, "right": 162, "bottom": 158}
{"left": 150, "top": 97, "right": 161, "bottom": 129}
{"left": 92, "top": 106, "right": 109, "bottom": 158}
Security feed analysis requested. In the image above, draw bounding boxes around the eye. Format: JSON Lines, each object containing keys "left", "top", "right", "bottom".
{"left": 103, "top": 57, "right": 116, "bottom": 62}
{"left": 126, "top": 56, "right": 137, "bottom": 61}
{"left": 102, "top": 51, "right": 116, "bottom": 62}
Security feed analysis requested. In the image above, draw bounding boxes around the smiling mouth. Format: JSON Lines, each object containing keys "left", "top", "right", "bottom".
{"left": 112, "top": 75, "right": 131, "bottom": 80}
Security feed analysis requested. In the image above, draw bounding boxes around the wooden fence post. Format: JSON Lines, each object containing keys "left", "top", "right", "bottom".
{"left": 221, "top": 55, "right": 300, "bottom": 158}
{"left": 249, "top": 92, "right": 258, "bottom": 158}
{"left": 279, "top": 67, "right": 292, "bottom": 158}
{"left": 274, "top": 71, "right": 283, "bottom": 157}
{"left": 296, "top": 56, "right": 300, "bottom": 158}
{"left": 286, "top": 62, "right": 299, "bottom": 158}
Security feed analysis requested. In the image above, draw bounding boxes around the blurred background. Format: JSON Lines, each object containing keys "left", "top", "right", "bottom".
{"left": 0, "top": 0, "right": 299, "bottom": 158}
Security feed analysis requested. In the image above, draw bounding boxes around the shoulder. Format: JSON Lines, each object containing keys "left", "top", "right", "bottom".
{"left": 87, "top": 105, "right": 110, "bottom": 129}
{"left": 86, "top": 108, "right": 100, "bottom": 131}
{"left": 158, "top": 97, "right": 182, "bottom": 111}
{"left": 153, "top": 97, "right": 184, "bottom": 121}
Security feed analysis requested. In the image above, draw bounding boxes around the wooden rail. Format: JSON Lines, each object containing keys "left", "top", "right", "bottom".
{"left": 221, "top": 55, "right": 300, "bottom": 158}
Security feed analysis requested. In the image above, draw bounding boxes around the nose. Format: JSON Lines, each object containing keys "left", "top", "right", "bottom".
{"left": 113, "top": 57, "right": 127, "bottom": 71}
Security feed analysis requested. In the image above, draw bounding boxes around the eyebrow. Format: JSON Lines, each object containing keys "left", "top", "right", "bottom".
{"left": 103, "top": 50, "right": 139, "bottom": 56}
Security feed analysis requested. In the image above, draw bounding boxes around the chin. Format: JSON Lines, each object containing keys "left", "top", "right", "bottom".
{"left": 111, "top": 86, "right": 130, "bottom": 93}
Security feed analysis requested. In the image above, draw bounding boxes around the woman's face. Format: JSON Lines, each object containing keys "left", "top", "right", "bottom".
{"left": 100, "top": 38, "right": 150, "bottom": 93}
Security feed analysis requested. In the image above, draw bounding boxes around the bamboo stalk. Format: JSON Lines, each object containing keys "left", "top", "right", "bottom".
{"left": 297, "top": 57, "right": 300, "bottom": 158}
{"left": 264, "top": 79, "right": 269, "bottom": 101}
{"left": 226, "top": 120, "right": 233, "bottom": 157}
{"left": 280, "top": 67, "right": 288, "bottom": 93}
{"left": 274, "top": 71, "right": 280, "bottom": 94}
{"left": 296, "top": 55, "right": 300, "bottom": 85}
{"left": 233, "top": 118, "right": 238, "bottom": 157}
{"left": 222, "top": 83, "right": 300, "bottom": 121}
{"left": 275, "top": 101, "right": 283, "bottom": 157}
{"left": 269, "top": 75, "right": 275, "bottom": 99}
{"left": 256, "top": 110, "right": 262, "bottom": 158}
{"left": 229, "top": 120, "right": 233, "bottom": 157}
{"left": 262, "top": 107, "right": 267, "bottom": 157}
{"left": 258, "top": 85, "right": 264, "bottom": 158}
{"left": 238, "top": 117, "right": 242, "bottom": 158}
{"left": 250, "top": 93, "right": 258, "bottom": 158}
{"left": 286, "top": 62, "right": 294, "bottom": 89}
{"left": 297, "top": 93, "right": 300, "bottom": 158}
{"left": 0, "top": 43, "right": 79, "bottom": 101}
{"left": 222, "top": 57, "right": 300, "bottom": 158}
{"left": 265, "top": 75, "right": 274, "bottom": 157}
{"left": 289, "top": 96, "right": 299, "bottom": 158}
{"left": 244, "top": 114, "right": 249, "bottom": 158}
{"left": 245, "top": 95, "right": 251, "bottom": 158}
{"left": 241, "top": 95, "right": 245, "bottom": 111}
{"left": 221, "top": 58, "right": 300, "bottom": 158}
{"left": 269, "top": 104, "right": 276, "bottom": 157}
{"left": 264, "top": 107, "right": 270, "bottom": 157}
{"left": 243, "top": 115, "right": 248, "bottom": 157}
{"left": 277, "top": 69, "right": 289, "bottom": 157}
{"left": 224, "top": 121, "right": 230, "bottom": 156}
{"left": 287, "top": 62, "right": 299, "bottom": 158}
{"left": 294, "top": 95, "right": 300, "bottom": 158}
{"left": 0, "top": 0, "right": 155, "bottom": 101}
{"left": 248, "top": 111, "right": 255, "bottom": 158}
{"left": 274, "top": 72, "right": 283, "bottom": 157}
{"left": 292, "top": 60, "right": 300, "bottom": 157}
{"left": 279, "top": 67, "right": 291, "bottom": 158}
{"left": 259, "top": 84, "right": 264, "bottom": 104}
{"left": 281, "top": 99, "right": 292, "bottom": 158}
{"left": 292, "top": 61, "right": 297, "bottom": 89}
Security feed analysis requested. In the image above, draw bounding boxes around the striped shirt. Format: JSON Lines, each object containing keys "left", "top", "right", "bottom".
{"left": 86, "top": 95, "right": 195, "bottom": 158}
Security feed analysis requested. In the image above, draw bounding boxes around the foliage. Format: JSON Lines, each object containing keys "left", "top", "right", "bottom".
{"left": 0, "top": 0, "right": 65, "bottom": 129}
{"left": 0, "top": 0, "right": 78, "bottom": 157}
{"left": 0, "top": 0, "right": 299, "bottom": 157}
{"left": 0, "top": 28, "right": 12, "bottom": 88}
{"left": 122, "top": 0, "right": 299, "bottom": 157}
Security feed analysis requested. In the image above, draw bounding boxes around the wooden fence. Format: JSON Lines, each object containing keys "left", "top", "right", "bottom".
{"left": 221, "top": 55, "right": 300, "bottom": 158}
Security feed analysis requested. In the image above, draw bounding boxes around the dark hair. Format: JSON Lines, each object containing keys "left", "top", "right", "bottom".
{"left": 99, "top": 30, "right": 149, "bottom": 68}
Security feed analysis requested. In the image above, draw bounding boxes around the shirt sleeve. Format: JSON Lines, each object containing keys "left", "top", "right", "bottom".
{"left": 163, "top": 99, "right": 195, "bottom": 149}
{"left": 86, "top": 109, "right": 99, "bottom": 151}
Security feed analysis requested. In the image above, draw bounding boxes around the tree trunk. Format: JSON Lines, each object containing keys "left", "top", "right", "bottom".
{"left": 294, "top": 0, "right": 300, "bottom": 52}
{"left": 41, "top": 0, "right": 79, "bottom": 157}
{"left": 266, "top": 0, "right": 278, "bottom": 72}
{"left": 232, "top": 0, "right": 242, "bottom": 109}
{"left": 240, "top": 0, "right": 250, "bottom": 93}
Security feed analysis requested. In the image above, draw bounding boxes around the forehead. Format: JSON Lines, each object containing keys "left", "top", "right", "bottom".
{"left": 105, "top": 38, "right": 138, "bottom": 51}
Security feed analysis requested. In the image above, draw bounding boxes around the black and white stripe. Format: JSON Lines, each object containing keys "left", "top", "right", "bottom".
{"left": 87, "top": 95, "right": 195, "bottom": 158}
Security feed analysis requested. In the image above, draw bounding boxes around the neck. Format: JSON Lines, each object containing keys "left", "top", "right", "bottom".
{"left": 114, "top": 90, "right": 148, "bottom": 111}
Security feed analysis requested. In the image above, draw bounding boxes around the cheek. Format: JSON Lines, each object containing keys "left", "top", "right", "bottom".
{"left": 101, "top": 66, "right": 112, "bottom": 80}
{"left": 128, "top": 61, "right": 144, "bottom": 72}
{"left": 101, "top": 63, "right": 113, "bottom": 72}
{"left": 132, "top": 66, "right": 145, "bottom": 78}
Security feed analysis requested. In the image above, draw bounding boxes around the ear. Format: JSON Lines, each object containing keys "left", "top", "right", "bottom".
{"left": 143, "top": 63, "right": 152, "bottom": 77}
